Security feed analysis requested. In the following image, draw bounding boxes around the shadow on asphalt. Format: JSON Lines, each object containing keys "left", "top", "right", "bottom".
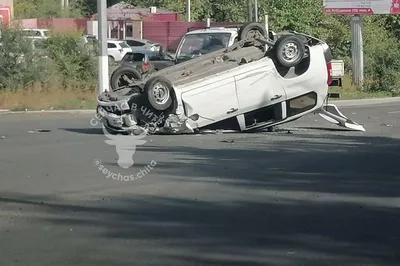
{"left": 1, "top": 134, "right": 399, "bottom": 265}
{"left": 60, "top": 128, "right": 104, "bottom": 135}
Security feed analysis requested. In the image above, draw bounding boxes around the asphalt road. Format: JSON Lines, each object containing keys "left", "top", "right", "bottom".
{"left": 0, "top": 103, "right": 399, "bottom": 266}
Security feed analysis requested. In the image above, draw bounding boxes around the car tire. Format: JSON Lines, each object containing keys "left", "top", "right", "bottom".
{"left": 238, "top": 22, "right": 268, "bottom": 41}
{"left": 143, "top": 76, "right": 173, "bottom": 111}
{"left": 110, "top": 66, "right": 142, "bottom": 91}
{"left": 274, "top": 35, "right": 305, "bottom": 68}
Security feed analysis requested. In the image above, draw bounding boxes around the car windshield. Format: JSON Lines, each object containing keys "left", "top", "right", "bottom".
{"left": 176, "top": 33, "right": 232, "bottom": 60}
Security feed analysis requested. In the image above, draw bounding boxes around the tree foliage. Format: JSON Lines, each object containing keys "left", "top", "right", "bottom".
{"left": 12, "top": 0, "right": 400, "bottom": 94}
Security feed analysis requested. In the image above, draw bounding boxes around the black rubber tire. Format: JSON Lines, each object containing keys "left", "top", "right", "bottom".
{"left": 110, "top": 66, "right": 142, "bottom": 91}
{"left": 143, "top": 76, "right": 173, "bottom": 111}
{"left": 238, "top": 22, "right": 268, "bottom": 41}
{"left": 274, "top": 35, "right": 306, "bottom": 68}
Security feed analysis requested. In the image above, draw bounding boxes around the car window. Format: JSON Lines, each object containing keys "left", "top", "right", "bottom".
{"left": 125, "top": 40, "right": 144, "bottom": 46}
{"left": 149, "top": 52, "right": 163, "bottom": 61}
{"left": 131, "top": 53, "right": 145, "bottom": 61}
{"left": 122, "top": 53, "right": 133, "bottom": 61}
{"left": 108, "top": 43, "right": 117, "bottom": 48}
{"left": 43, "top": 31, "right": 50, "bottom": 37}
{"left": 119, "top": 42, "right": 130, "bottom": 48}
{"left": 23, "top": 30, "right": 41, "bottom": 37}
{"left": 148, "top": 52, "right": 171, "bottom": 61}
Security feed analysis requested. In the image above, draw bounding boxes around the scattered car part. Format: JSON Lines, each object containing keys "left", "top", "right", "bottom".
{"left": 317, "top": 103, "right": 365, "bottom": 131}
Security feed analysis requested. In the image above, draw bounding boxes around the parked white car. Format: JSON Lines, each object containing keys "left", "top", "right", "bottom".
{"left": 96, "top": 23, "right": 364, "bottom": 135}
{"left": 107, "top": 40, "right": 132, "bottom": 63}
{"left": 22, "top": 28, "right": 49, "bottom": 38}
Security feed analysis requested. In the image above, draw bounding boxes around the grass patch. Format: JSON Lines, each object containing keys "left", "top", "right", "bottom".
{"left": 329, "top": 74, "right": 395, "bottom": 100}
{"left": 0, "top": 74, "right": 397, "bottom": 111}
{"left": 0, "top": 85, "right": 97, "bottom": 111}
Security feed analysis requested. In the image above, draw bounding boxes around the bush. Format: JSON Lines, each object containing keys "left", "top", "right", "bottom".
{"left": 0, "top": 26, "right": 98, "bottom": 92}
{"left": 363, "top": 17, "right": 400, "bottom": 96}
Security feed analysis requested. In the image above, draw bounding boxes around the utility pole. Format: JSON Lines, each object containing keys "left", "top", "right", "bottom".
{"left": 351, "top": 15, "right": 364, "bottom": 88}
{"left": 254, "top": 0, "right": 258, "bottom": 22}
{"left": 186, "top": 0, "right": 191, "bottom": 22}
{"left": 97, "top": 0, "right": 109, "bottom": 95}
{"left": 248, "top": 0, "right": 253, "bottom": 21}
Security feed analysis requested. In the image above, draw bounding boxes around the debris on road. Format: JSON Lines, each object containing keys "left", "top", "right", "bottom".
{"left": 221, "top": 140, "right": 235, "bottom": 143}
{"left": 29, "top": 129, "right": 52, "bottom": 133}
{"left": 380, "top": 123, "right": 394, "bottom": 127}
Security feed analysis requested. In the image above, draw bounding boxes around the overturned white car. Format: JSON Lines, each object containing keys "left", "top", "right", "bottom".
{"left": 96, "top": 22, "right": 365, "bottom": 135}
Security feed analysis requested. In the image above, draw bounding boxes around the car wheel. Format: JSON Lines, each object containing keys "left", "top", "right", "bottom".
{"left": 274, "top": 35, "right": 305, "bottom": 68}
{"left": 238, "top": 22, "right": 268, "bottom": 41}
{"left": 110, "top": 66, "right": 142, "bottom": 91}
{"left": 143, "top": 76, "right": 173, "bottom": 111}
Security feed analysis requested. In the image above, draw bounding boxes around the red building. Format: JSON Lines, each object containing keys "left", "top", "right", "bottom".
{"left": 91, "top": 3, "right": 180, "bottom": 39}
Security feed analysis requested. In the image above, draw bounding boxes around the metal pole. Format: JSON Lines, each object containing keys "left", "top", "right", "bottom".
{"left": 186, "top": 0, "right": 191, "bottom": 22}
{"left": 254, "top": 0, "right": 258, "bottom": 22}
{"left": 97, "top": 0, "right": 109, "bottom": 95}
{"left": 65, "top": 0, "right": 69, "bottom": 16}
{"left": 248, "top": 0, "right": 253, "bottom": 21}
{"left": 351, "top": 15, "right": 364, "bottom": 88}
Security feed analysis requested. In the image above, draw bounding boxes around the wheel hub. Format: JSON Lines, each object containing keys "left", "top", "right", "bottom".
{"left": 152, "top": 83, "right": 170, "bottom": 105}
{"left": 282, "top": 42, "right": 299, "bottom": 62}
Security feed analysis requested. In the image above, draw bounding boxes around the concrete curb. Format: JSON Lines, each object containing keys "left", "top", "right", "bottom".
{"left": 0, "top": 109, "right": 96, "bottom": 115}
{"left": 331, "top": 97, "right": 400, "bottom": 107}
{"left": 1, "top": 97, "right": 400, "bottom": 115}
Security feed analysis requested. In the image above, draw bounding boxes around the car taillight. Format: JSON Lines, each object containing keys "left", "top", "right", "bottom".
{"left": 326, "top": 62, "right": 333, "bottom": 85}
{"left": 142, "top": 62, "right": 150, "bottom": 69}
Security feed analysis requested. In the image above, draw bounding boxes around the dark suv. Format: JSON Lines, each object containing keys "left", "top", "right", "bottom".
{"left": 109, "top": 50, "right": 175, "bottom": 91}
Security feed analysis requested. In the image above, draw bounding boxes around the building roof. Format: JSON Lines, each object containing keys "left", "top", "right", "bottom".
{"left": 92, "top": 1, "right": 177, "bottom": 20}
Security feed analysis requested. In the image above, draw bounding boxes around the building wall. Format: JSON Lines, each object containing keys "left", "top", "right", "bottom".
{"left": 14, "top": 18, "right": 91, "bottom": 33}
{"left": 143, "top": 21, "right": 243, "bottom": 51}
{"left": 0, "top": 0, "right": 13, "bottom": 16}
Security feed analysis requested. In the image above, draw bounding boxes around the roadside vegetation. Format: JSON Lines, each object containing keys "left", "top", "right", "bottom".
{"left": 1, "top": 0, "right": 400, "bottom": 110}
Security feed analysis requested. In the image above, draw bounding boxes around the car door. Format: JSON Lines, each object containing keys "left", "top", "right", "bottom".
{"left": 180, "top": 73, "right": 239, "bottom": 128}
{"left": 234, "top": 57, "right": 287, "bottom": 114}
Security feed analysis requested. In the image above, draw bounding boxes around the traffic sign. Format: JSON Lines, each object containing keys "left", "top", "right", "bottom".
{"left": 323, "top": 0, "right": 400, "bottom": 15}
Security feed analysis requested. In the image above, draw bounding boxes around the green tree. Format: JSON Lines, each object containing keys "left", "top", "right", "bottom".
{"left": 14, "top": 0, "right": 86, "bottom": 19}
